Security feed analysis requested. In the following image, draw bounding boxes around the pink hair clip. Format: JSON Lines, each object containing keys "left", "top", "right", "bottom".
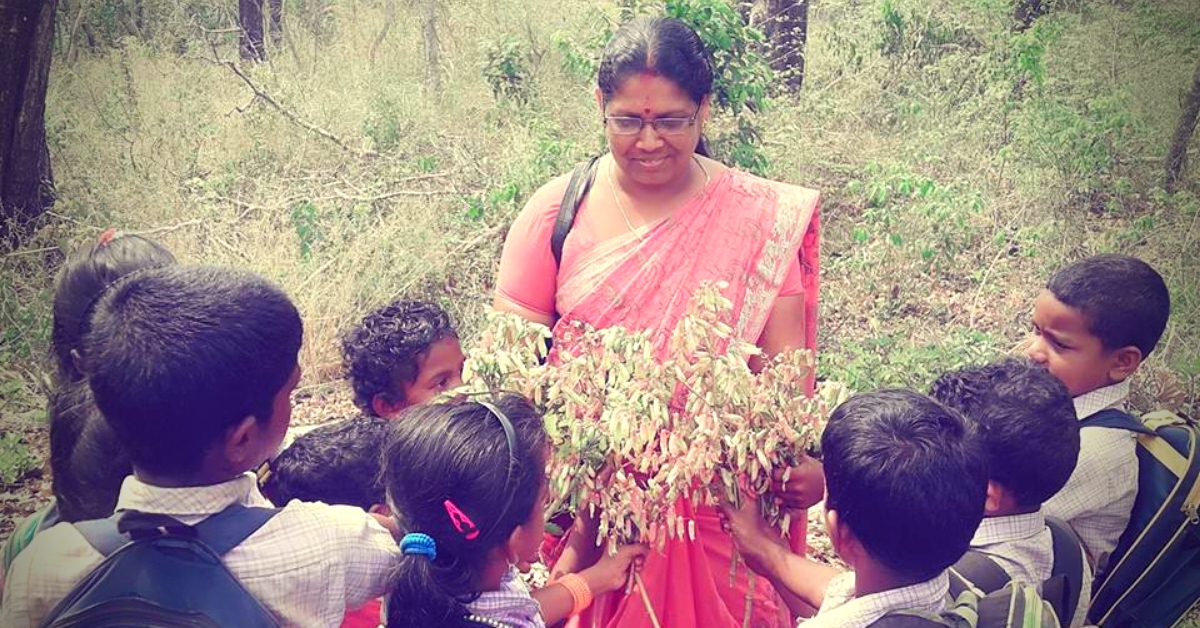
{"left": 443, "top": 499, "right": 480, "bottom": 540}
{"left": 97, "top": 228, "right": 121, "bottom": 247}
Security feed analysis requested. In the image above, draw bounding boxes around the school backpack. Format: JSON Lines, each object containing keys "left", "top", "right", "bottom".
{"left": 40, "top": 504, "right": 281, "bottom": 628}
{"left": 868, "top": 581, "right": 1061, "bottom": 628}
{"left": 1079, "top": 408, "right": 1200, "bottom": 628}
{"left": 948, "top": 516, "right": 1087, "bottom": 627}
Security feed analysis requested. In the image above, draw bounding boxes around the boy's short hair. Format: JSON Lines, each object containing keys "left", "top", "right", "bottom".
{"left": 1047, "top": 254, "right": 1170, "bottom": 357}
{"left": 822, "top": 389, "right": 987, "bottom": 581}
{"left": 84, "top": 265, "right": 303, "bottom": 477}
{"left": 341, "top": 300, "right": 457, "bottom": 414}
{"left": 261, "top": 416, "right": 387, "bottom": 510}
{"left": 930, "top": 359, "right": 1079, "bottom": 510}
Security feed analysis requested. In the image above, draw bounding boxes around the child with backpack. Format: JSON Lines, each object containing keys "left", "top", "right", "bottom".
{"left": 1, "top": 265, "right": 401, "bottom": 628}
{"left": 381, "top": 394, "right": 647, "bottom": 628}
{"left": 1024, "top": 254, "right": 1170, "bottom": 571}
{"left": 720, "top": 389, "right": 1057, "bottom": 628}
{"left": 261, "top": 416, "right": 391, "bottom": 628}
{"left": 1027, "top": 256, "right": 1200, "bottom": 627}
{"left": 0, "top": 229, "right": 176, "bottom": 588}
{"left": 930, "top": 359, "right": 1092, "bottom": 627}
{"left": 342, "top": 299, "right": 465, "bottom": 419}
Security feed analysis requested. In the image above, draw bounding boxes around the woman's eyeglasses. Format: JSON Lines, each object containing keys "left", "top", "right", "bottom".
{"left": 603, "top": 109, "right": 699, "bottom": 136}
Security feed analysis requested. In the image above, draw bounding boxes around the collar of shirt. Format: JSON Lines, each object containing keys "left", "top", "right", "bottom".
{"left": 1073, "top": 379, "right": 1130, "bottom": 420}
{"left": 114, "top": 472, "right": 273, "bottom": 523}
{"left": 801, "top": 571, "right": 949, "bottom": 628}
{"left": 971, "top": 510, "right": 1045, "bottom": 547}
{"left": 464, "top": 566, "right": 545, "bottom": 628}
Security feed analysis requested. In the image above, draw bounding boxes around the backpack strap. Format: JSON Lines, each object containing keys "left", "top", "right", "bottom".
{"left": 74, "top": 504, "right": 279, "bottom": 558}
{"left": 868, "top": 611, "right": 952, "bottom": 628}
{"left": 190, "top": 504, "right": 280, "bottom": 555}
{"left": 949, "top": 550, "right": 1012, "bottom": 596}
{"left": 550, "top": 156, "right": 601, "bottom": 268}
{"left": 1079, "top": 408, "right": 1154, "bottom": 435}
{"left": 73, "top": 513, "right": 129, "bottom": 557}
{"left": 1044, "top": 516, "right": 1085, "bottom": 626}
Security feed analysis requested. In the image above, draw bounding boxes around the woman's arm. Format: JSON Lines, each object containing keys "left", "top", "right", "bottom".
{"left": 756, "top": 294, "right": 825, "bottom": 511}
{"left": 493, "top": 295, "right": 555, "bottom": 328}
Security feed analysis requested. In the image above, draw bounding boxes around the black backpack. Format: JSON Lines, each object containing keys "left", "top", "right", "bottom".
{"left": 948, "top": 516, "right": 1086, "bottom": 626}
{"left": 41, "top": 504, "right": 281, "bottom": 628}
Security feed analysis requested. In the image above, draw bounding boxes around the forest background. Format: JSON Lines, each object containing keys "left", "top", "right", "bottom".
{"left": 0, "top": 0, "right": 1198, "bottom": 588}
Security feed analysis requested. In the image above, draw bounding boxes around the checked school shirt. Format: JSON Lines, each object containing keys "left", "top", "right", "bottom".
{"left": 799, "top": 571, "right": 949, "bottom": 628}
{"left": 1043, "top": 379, "right": 1137, "bottom": 573}
{"left": 0, "top": 472, "right": 400, "bottom": 628}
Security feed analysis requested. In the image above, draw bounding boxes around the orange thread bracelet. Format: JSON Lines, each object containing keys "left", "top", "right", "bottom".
{"left": 555, "top": 573, "right": 593, "bottom": 616}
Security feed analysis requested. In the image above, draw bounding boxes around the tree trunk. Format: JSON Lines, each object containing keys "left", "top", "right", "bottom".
{"left": 370, "top": 0, "right": 397, "bottom": 62}
{"left": 752, "top": 0, "right": 809, "bottom": 92}
{"left": 268, "top": 0, "right": 283, "bottom": 46}
{"left": 1014, "top": 0, "right": 1047, "bottom": 31}
{"left": 0, "top": 0, "right": 58, "bottom": 248}
{"left": 1166, "top": 58, "right": 1200, "bottom": 194}
{"left": 239, "top": 0, "right": 266, "bottom": 61}
{"left": 419, "top": 0, "right": 442, "bottom": 96}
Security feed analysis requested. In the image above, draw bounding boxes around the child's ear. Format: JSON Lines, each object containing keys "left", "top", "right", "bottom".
{"left": 223, "top": 415, "right": 263, "bottom": 469}
{"left": 984, "top": 481, "right": 1005, "bottom": 517}
{"left": 825, "top": 508, "right": 862, "bottom": 568}
{"left": 595, "top": 88, "right": 605, "bottom": 114}
{"left": 371, "top": 393, "right": 406, "bottom": 419}
{"left": 368, "top": 503, "right": 392, "bottom": 518}
{"left": 1107, "top": 346, "right": 1143, "bottom": 383}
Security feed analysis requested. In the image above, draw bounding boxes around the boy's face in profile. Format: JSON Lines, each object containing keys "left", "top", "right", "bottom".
{"left": 256, "top": 365, "right": 303, "bottom": 465}
{"left": 1026, "top": 290, "right": 1119, "bottom": 396}
{"left": 400, "top": 337, "right": 465, "bottom": 407}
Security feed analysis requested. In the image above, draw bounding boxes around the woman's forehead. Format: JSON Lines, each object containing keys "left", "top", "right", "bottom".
{"left": 606, "top": 72, "right": 697, "bottom": 112}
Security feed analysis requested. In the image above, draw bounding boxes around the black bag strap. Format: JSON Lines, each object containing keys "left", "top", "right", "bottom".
{"left": 551, "top": 156, "right": 601, "bottom": 268}
{"left": 1045, "top": 515, "right": 1085, "bottom": 625}
{"left": 950, "top": 550, "right": 1012, "bottom": 596}
{"left": 868, "top": 612, "right": 952, "bottom": 628}
{"left": 1079, "top": 408, "right": 1154, "bottom": 434}
{"left": 74, "top": 504, "right": 280, "bottom": 557}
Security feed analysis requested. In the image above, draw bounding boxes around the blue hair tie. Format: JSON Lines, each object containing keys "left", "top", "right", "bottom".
{"left": 400, "top": 533, "right": 437, "bottom": 561}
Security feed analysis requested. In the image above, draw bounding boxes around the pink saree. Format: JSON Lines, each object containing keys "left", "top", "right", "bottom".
{"left": 499, "top": 167, "right": 820, "bottom": 628}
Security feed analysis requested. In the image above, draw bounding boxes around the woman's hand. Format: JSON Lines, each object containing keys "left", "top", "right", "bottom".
{"left": 579, "top": 544, "right": 649, "bottom": 595}
{"left": 771, "top": 454, "right": 825, "bottom": 512}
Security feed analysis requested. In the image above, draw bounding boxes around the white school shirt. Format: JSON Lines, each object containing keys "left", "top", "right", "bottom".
{"left": 1, "top": 472, "right": 400, "bottom": 628}
{"left": 1043, "top": 379, "right": 1138, "bottom": 573}
{"left": 799, "top": 571, "right": 948, "bottom": 628}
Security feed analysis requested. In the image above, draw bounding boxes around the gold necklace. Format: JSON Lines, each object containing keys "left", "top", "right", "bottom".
{"left": 606, "top": 156, "right": 711, "bottom": 242}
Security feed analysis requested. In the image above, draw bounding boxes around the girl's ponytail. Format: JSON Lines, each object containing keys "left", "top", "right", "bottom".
{"left": 386, "top": 551, "right": 468, "bottom": 628}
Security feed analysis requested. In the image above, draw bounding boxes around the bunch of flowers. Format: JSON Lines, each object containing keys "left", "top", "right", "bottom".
{"left": 463, "top": 282, "right": 847, "bottom": 552}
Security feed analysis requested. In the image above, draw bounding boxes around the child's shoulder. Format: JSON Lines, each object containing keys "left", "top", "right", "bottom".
{"left": 274, "top": 500, "right": 398, "bottom": 547}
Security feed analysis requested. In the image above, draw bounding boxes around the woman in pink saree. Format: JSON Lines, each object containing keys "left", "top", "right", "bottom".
{"left": 494, "top": 17, "right": 822, "bottom": 628}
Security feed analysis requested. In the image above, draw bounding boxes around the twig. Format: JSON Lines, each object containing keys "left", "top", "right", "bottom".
{"left": 208, "top": 232, "right": 246, "bottom": 260}
{"left": 295, "top": 257, "right": 338, "bottom": 294}
{"left": 130, "top": 219, "right": 202, "bottom": 237}
{"left": 3, "top": 246, "right": 61, "bottom": 259}
{"left": 216, "top": 59, "right": 379, "bottom": 159}
{"left": 632, "top": 572, "right": 662, "bottom": 628}
{"left": 323, "top": 188, "right": 455, "bottom": 203}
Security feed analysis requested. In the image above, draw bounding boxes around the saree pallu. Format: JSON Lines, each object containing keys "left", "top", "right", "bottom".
{"left": 553, "top": 169, "right": 820, "bottom": 628}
